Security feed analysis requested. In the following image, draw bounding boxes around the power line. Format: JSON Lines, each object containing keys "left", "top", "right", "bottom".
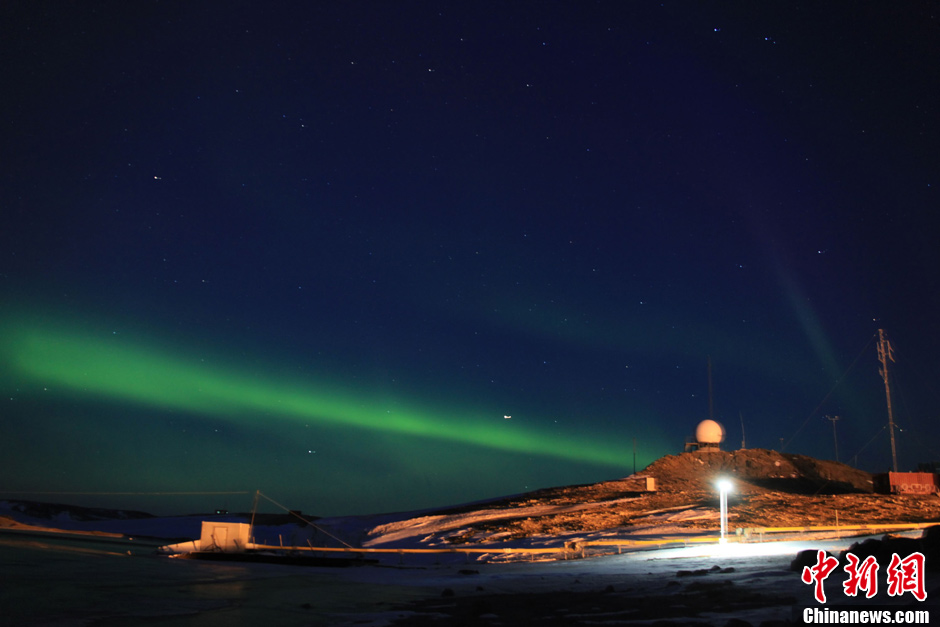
{"left": 253, "top": 490, "right": 354, "bottom": 548}
{"left": 783, "top": 333, "right": 875, "bottom": 451}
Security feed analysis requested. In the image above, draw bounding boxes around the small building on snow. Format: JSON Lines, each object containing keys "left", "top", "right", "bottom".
{"left": 198, "top": 521, "right": 251, "bottom": 552}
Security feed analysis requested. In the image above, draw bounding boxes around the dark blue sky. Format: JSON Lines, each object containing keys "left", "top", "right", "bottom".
{"left": 2, "top": 2, "right": 939, "bottom": 516}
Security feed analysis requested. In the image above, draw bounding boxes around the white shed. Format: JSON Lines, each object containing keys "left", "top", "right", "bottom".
{"left": 199, "top": 521, "right": 251, "bottom": 552}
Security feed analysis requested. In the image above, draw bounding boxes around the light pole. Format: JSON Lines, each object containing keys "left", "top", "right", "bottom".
{"left": 717, "top": 479, "right": 733, "bottom": 544}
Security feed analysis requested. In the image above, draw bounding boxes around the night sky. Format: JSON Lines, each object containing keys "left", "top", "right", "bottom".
{"left": 2, "top": 2, "right": 939, "bottom": 516}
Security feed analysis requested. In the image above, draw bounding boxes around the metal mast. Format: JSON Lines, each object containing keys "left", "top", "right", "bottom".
{"left": 877, "top": 329, "right": 898, "bottom": 472}
{"left": 707, "top": 356, "right": 714, "bottom": 422}
{"left": 826, "top": 415, "right": 840, "bottom": 462}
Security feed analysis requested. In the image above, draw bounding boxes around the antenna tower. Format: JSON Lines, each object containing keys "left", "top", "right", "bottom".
{"left": 826, "top": 415, "right": 840, "bottom": 462}
{"left": 877, "top": 329, "right": 898, "bottom": 472}
{"left": 707, "top": 356, "right": 714, "bottom": 421}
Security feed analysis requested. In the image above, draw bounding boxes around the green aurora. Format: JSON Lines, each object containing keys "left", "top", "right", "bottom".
{"left": 2, "top": 320, "right": 635, "bottom": 469}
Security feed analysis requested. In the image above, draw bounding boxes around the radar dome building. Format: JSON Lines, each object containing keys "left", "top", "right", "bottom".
{"left": 685, "top": 419, "right": 725, "bottom": 452}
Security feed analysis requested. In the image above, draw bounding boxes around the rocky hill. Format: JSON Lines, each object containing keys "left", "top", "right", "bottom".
{"left": 644, "top": 448, "right": 873, "bottom": 494}
{"left": 418, "top": 448, "right": 940, "bottom": 543}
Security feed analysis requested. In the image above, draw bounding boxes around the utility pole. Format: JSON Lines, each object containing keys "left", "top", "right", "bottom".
{"left": 877, "top": 329, "right": 899, "bottom": 473}
{"left": 826, "top": 415, "right": 840, "bottom": 462}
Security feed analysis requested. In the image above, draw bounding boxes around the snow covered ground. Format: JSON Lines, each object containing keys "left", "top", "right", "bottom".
{"left": 3, "top": 498, "right": 937, "bottom": 625}
{"left": 1, "top": 497, "right": 723, "bottom": 557}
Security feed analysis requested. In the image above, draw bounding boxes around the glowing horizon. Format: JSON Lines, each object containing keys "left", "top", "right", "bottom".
{"left": 2, "top": 320, "right": 635, "bottom": 468}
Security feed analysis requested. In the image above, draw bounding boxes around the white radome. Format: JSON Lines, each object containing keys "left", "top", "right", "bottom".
{"left": 695, "top": 419, "right": 725, "bottom": 444}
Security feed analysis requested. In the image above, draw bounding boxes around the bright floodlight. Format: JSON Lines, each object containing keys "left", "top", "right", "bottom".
{"left": 716, "top": 478, "right": 733, "bottom": 544}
